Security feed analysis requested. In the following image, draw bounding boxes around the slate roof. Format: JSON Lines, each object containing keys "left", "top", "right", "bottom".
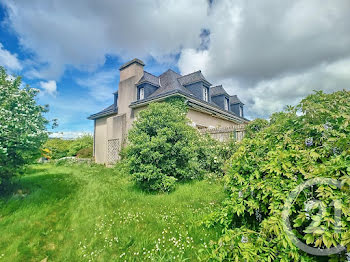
{"left": 89, "top": 65, "right": 247, "bottom": 122}
{"left": 230, "top": 95, "right": 243, "bottom": 105}
{"left": 211, "top": 85, "right": 228, "bottom": 97}
{"left": 136, "top": 71, "right": 160, "bottom": 87}
{"left": 177, "top": 70, "right": 212, "bottom": 86}
{"left": 88, "top": 104, "right": 117, "bottom": 120}
{"left": 147, "top": 69, "right": 192, "bottom": 98}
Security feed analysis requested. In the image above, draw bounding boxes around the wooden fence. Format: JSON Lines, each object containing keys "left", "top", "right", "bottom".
{"left": 199, "top": 125, "right": 246, "bottom": 142}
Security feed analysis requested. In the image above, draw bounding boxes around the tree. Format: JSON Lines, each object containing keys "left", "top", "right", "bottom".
{"left": 124, "top": 98, "right": 202, "bottom": 192}
{"left": 0, "top": 67, "right": 48, "bottom": 192}
{"left": 207, "top": 90, "right": 350, "bottom": 261}
{"left": 68, "top": 134, "right": 93, "bottom": 156}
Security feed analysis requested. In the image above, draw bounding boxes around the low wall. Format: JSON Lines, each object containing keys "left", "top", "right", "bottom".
{"left": 199, "top": 125, "right": 246, "bottom": 142}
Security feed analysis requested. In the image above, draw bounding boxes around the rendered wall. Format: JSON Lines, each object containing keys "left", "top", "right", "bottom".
{"left": 94, "top": 116, "right": 108, "bottom": 164}
{"left": 187, "top": 109, "right": 239, "bottom": 128}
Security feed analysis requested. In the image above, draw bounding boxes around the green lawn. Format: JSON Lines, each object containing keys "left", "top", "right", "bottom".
{"left": 0, "top": 163, "right": 225, "bottom": 261}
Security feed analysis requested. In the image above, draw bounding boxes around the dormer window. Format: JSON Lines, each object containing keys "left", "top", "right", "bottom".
{"left": 225, "top": 97, "right": 230, "bottom": 111}
{"left": 239, "top": 105, "right": 243, "bottom": 117}
{"left": 139, "top": 87, "right": 145, "bottom": 100}
{"left": 225, "top": 97, "right": 229, "bottom": 110}
{"left": 203, "top": 87, "right": 209, "bottom": 102}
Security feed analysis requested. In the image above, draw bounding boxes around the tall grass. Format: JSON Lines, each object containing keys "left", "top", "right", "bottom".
{"left": 0, "top": 163, "right": 225, "bottom": 261}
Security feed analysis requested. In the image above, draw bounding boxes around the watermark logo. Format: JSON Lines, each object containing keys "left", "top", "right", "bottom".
{"left": 282, "top": 178, "right": 345, "bottom": 256}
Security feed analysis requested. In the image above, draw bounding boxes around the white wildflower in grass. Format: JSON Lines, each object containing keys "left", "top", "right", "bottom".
{"left": 241, "top": 236, "right": 248, "bottom": 243}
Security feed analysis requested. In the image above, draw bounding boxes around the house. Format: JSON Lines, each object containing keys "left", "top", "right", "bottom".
{"left": 88, "top": 58, "right": 248, "bottom": 164}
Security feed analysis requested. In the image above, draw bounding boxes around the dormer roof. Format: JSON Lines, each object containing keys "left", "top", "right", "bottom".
{"left": 230, "top": 95, "right": 244, "bottom": 105}
{"left": 211, "top": 85, "right": 228, "bottom": 97}
{"left": 177, "top": 70, "right": 212, "bottom": 86}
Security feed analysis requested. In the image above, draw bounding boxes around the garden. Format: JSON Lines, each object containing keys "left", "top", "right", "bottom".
{"left": 0, "top": 66, "right": 349, "bottom": 261}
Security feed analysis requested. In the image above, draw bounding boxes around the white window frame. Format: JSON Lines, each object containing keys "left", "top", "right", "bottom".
{"left": 239, "top": 105, "right": 243, "bottom": 117}
{"left": 139, "top": 87, "right": 145, "bottom": 100}
{"left": 203, "top": 87, "right": 209, "bottom": 102}
{"left": 225, "top": 97, "right": 229, "bottom": 110}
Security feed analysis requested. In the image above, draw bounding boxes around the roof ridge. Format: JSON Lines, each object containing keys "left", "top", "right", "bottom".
{"left": 144, "top": 71, "right": 159, "bottom": 78}
{"left": 160, "top": 68, "right": 181, "bottom": 76}
{"left": 178, "top": 70, "right": 201, "bottom": 78}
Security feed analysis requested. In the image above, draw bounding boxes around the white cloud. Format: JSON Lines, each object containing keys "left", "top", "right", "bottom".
{"left": 49, "top": 131, "right": 92, "bottom": 139}
{"left": 76, "top": 70, "right": 117, "bottom": 102}
{"left": 222, "top": 57, "right": 350, "bottom": 119}
{"left": 0, "top": 42, "right": 22, "bottom": 71}
{"left": 3, "top": 0, "right": 350, "bottom": 119}
{"left": 3, "top": 0, "right": 209, "bottom": 79}
{"left": 40, "top": 80, "right": 57, "bottom": 96}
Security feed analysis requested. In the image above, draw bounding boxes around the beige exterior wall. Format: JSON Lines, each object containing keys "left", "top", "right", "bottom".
{"left": 187, "top": 109, "right": 239, "bottom": 128}
{"left": 94, "top": 116, "right": 108, "bottom": 164}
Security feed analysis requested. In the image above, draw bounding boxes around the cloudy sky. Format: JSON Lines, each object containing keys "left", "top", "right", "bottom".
{"left": 1, "top": 0, "right": 350, "bottom": 138}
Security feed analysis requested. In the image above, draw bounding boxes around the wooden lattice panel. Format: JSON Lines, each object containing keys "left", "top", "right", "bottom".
{"left": 107, "top": 139, "right": 120, "bottom": 164}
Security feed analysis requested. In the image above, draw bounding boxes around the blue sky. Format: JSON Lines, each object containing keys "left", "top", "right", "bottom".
{"left": 1, "top": 1, "right": 350, "bottom": 138}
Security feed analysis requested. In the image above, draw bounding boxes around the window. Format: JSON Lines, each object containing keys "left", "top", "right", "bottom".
{"left": 139, "top": 87, "right": 145, "bottom": 100}
{"left": 203, "top": 87, "right": 209, "bottom": 102}
{"left": 239, "top": 105, "right": 243, "bottom": 117}
{"left": 225, "top": 97, "right": 229, "bottom": 110}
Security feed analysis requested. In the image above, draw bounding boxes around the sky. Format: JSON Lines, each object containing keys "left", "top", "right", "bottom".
{"left": 1, "top": 0, "right": 350, "bottom": 138}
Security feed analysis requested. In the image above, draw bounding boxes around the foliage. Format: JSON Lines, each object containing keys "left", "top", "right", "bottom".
{"left": 43, "top": 135, "right": 93, "bottom": 159}
{"left": 207, "top": 90, "right": 350, "bottom": 261}
{"left": 68, "top": 134, "right": 93, "bottom": 156}
{"left": 43, "top": 138, "right": 74, "bottom": 159}
{"left": 124, "top": 97, "right": 203, "bottom": 192}
{"left": 0, "top": 67, "right": 48, "bottom": 191}
{"left": 244, "top": 118, "right": 269, "bottom": 138}
{"left": 76, "top": 146, "right": 93, "bottom": 158}
{"left": 197, "top": 134, "right": 237, "bottom": 177}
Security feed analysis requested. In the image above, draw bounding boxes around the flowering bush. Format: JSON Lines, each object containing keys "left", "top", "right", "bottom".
{"left": 0, "top": 67, "right": 48, "bottom": 192}
{"left": 207, "top": 90, "right": 350, "bottom": 261}
{"left": 124, "top": 98, "right": 203, "bottom": 192}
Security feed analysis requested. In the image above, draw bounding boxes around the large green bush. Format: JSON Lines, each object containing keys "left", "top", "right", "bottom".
{"left": 68, "top": 134, "right": 93, "bottom": 156}
{"left": 43, "top": 138, "right": 74, "bottom": 159}
{"left": 0, "top": 67, "right": 48, "bottom": 191}
{"left": 124, "top": 98, "right": 203, "bottom": 192}
{"left": 207, "top": 90, "right": 350, "bottom": 261}
{"left": 43, "top": 135, "right": 93, "bottom": 159}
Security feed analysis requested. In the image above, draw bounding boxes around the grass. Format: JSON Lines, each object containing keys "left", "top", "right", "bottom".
{"left": 0, "top": 163, "right": 225, "bottom": 261}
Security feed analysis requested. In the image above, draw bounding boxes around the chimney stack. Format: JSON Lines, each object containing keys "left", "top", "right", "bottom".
{"left": 119, "top": 58, "right": 145, "bottom": 82}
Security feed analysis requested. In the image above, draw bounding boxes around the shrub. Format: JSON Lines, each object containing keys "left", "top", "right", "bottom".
{"left": 207, "top": 90, "right": 350, "bottom": 261}
{"left": 124, "top": 98, "right": 202, "bottom": 192}
{"left": 68, "top": 134, "right": 93, "bottom": 156}
{"left": 43, "top": 138, "right": 74, "bottom": 159}
{"left": 0, "top": 67, "right": 48, "bottom": 192}
{"left": 76, "top": 147, "right": 93, "bottom": 158}
{"left": 197, "top": 134, "right": 237, "bottom": 177}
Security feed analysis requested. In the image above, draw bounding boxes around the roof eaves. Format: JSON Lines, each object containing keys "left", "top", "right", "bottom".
{"left": 87, "top": 106, "right": 118, "bottom": 120}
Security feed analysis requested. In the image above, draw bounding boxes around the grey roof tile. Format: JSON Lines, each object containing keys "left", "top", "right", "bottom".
{"left": 88, "top": 104, "right": 117, "bottom": 120}
{"left": 90, "top": 65, "right": 247, "bottom": 121}
{"left": 178, "top": 70, "right": 212, "bottom": 86}
{"left": 148, "top": 69, "right": 192, "bottom": 98}
{"left": 137, "top": 71, "right": 160, "bottom": 86}
{"left": 230, "top": 95, "right": 243, "bottom": 105}
{"left": 211, "top": 85, "right": 228, "bottom": 97}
